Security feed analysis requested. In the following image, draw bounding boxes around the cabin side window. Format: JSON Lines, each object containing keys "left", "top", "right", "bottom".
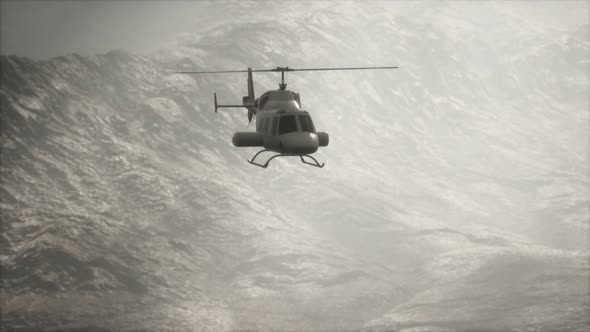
{"left": 278, "top": 115, "right": 298, "bottom": 135}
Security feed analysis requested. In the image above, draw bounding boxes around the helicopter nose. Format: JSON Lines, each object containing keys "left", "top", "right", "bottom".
{"left": 280, "top": 132, "right": 319, "bottom": 154}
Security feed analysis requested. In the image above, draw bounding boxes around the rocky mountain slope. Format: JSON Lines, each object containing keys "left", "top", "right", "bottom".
{"left": 1, "top": 2, "right": 588, "bottom": 331}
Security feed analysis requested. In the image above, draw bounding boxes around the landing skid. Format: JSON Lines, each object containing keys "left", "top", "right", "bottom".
{"left": 248, "top": 149, "right": 325, "bottom": 168}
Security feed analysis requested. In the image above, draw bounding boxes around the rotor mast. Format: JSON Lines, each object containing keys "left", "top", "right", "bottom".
{"left": 280, "top": 70, "right": 287, "bottom": 90}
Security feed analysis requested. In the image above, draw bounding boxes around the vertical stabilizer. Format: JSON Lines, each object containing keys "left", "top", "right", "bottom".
{"left": 243, "top": 67, "right": 257, "bottom": 125}
{"left": 247, "top": 67, "right": 255, "bottom": 99}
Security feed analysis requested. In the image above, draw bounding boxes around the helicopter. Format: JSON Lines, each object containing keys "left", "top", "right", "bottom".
{"left": 176, "top": 66, "right": 398, "bottom": 168}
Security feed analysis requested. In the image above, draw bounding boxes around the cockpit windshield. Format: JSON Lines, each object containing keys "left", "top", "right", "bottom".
{"left": 259, "top": 91, "right": 300, "bottom": 110}
{"left": 276, "top": 114, "right": 316, "bottom": 135}
{"left": 278, "top": 115, "right": 298, "bottom": 135}
{"left": 298, "top": 115, "right": 316, "bottom": 133}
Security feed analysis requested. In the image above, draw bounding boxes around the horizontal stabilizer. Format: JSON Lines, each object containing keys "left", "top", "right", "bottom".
{"left": 213, "top": 92, "right": 243, "bottom": 113}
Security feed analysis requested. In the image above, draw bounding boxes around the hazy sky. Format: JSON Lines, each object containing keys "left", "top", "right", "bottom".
{"left": 1, "top": 1, "right": 588, "bottom": 330}
{"left": 1, "top": 1, "right": 588, "bottom": 59}
{"left": 0, "top": 1, "right": 214, "bottom": 58}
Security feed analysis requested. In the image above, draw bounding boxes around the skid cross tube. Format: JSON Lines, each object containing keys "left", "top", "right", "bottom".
{"left": 248, "top": 149, "right": 325, "bottom": 168}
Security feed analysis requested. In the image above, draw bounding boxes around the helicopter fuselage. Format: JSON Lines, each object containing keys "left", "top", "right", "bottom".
{"left": 233, "top": 89, "right": 329, "bottom": 155}
{"left": 177, "top": 65, "right": 396, "bottom": 167}
{"left": 180, "top": 65, "right": 395, "bottom": 167}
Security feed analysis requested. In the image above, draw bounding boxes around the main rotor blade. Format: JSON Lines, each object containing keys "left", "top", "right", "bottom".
{"left": 175, "top": 66, "right": 398, "bottom": 75}
{"left": 175, "top": 69, "right": 276, "bottom": 74}
{"left": 284, "top": 66, "right": 399, "bottom": 72}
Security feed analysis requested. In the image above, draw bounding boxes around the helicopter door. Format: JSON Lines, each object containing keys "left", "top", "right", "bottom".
{"left": 271, "top": 117, "right": 279, "bottom": 136}
{"left": 259, "top": 118, "right": 267, "bottom": 133}
{"left": 264, "top": 118, "right": 272, "bottom": 134}
{"left": 263, "top": 117, "right": 281, "bottom": 150}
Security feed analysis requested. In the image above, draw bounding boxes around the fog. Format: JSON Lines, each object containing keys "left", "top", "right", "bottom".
{"left": 1, "top": 1, "right": 589, "bottom": 331}
{"left": 1, "top": 1, "right": 587, "bottom": 58}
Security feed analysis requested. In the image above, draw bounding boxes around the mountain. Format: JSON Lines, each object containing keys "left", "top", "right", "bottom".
{"left": 1, "top": 2, "right": 588, "bottom": 331}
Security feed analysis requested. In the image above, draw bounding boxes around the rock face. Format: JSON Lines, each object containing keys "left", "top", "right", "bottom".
{"left": 1, "top": 2, "right": 588, "bottom": 331}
